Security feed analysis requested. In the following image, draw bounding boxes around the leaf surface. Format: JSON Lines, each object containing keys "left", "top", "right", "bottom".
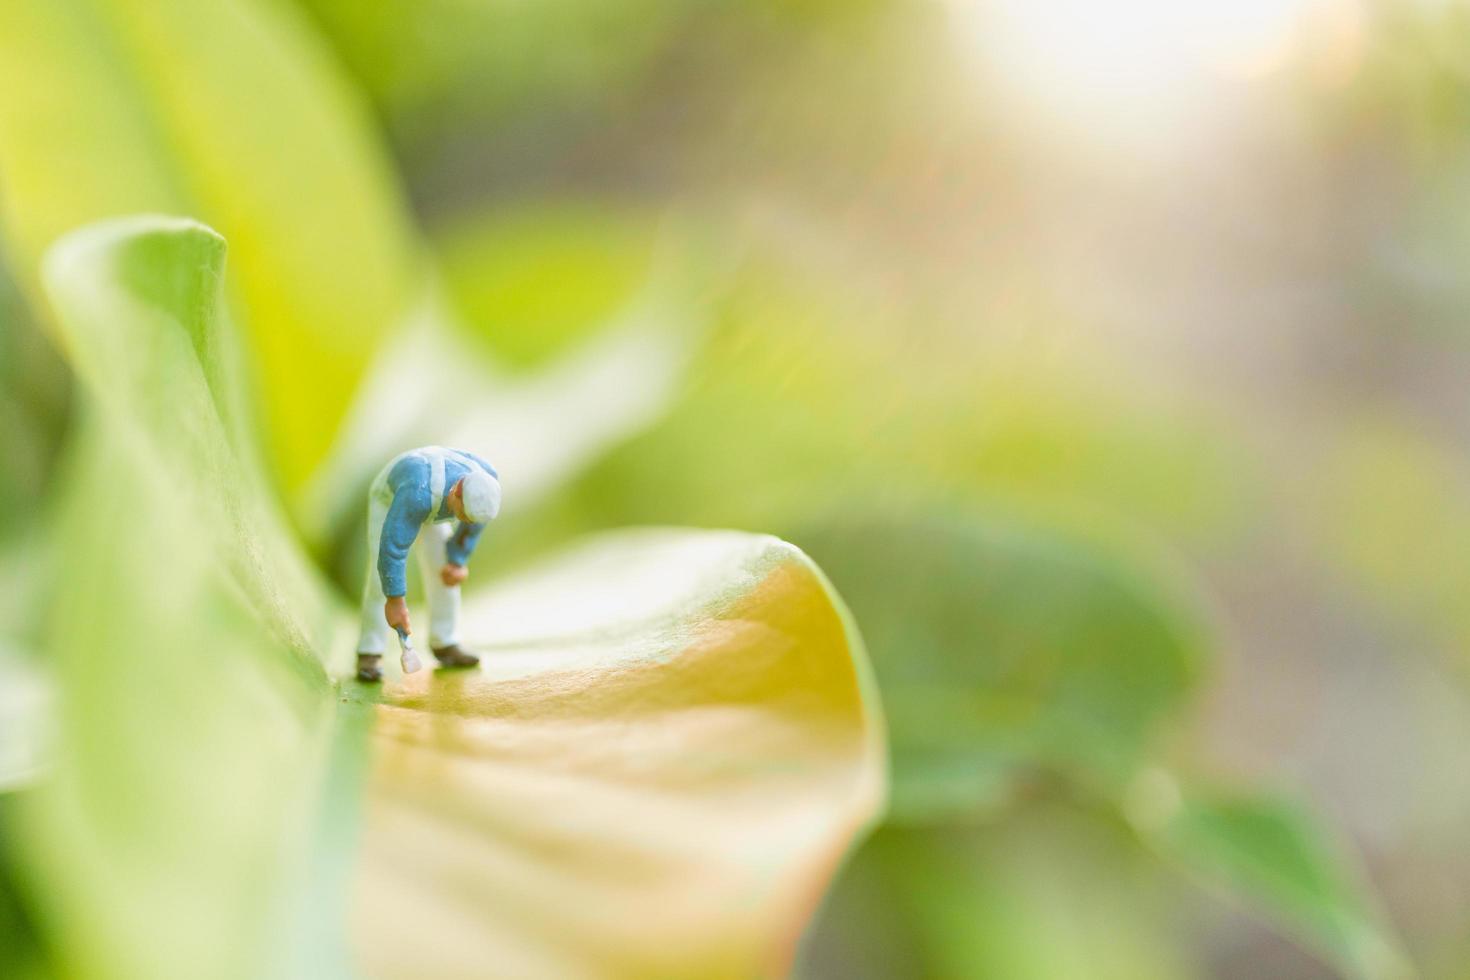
{"left": 352, "top": 529, "right": 884, "bottom": 978}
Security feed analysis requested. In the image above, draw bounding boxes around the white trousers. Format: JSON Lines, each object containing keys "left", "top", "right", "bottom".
{"left": 356, "top": 492, "right": 462, "bottom": 655}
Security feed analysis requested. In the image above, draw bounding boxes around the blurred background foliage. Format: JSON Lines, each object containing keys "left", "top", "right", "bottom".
{"left": 3, "top": 0, "right": 1470, "bottom": 976}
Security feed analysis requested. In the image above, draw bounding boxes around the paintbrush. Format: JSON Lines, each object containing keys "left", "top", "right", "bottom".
{"left": 396, "top": 627, "right": 422, "bottom": 675}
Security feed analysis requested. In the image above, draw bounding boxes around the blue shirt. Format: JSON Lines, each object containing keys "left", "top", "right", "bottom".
{"left": 376, "top": 448, "right": 498, "bottom": 597}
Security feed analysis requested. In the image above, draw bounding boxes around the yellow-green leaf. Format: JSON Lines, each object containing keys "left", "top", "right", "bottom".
{"left": 0, "top": 0, "right": 419, "bottom": 492}
{"left": 348, "top": 529, "right": 885, "bottom": 978}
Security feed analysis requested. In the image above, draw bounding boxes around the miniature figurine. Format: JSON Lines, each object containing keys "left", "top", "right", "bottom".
{"left": 356, "top": 446, "right": 501, "bottom": 682}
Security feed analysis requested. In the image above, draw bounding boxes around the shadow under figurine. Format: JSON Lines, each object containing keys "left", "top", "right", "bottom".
{"left": 355, "top": 446, "right": 501, "bottom": 682}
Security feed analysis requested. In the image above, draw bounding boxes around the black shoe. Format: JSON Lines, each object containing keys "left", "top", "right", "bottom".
{"left": 432, "top": 644, "right": 480, "bottom": 668}
{"left": 356, "top": 654, "right": 383, "bottom": 682}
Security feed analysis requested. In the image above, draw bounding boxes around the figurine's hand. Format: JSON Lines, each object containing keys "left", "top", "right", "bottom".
{"left": 440, "top": 563, "right": 468, "bottom": 587}
{"left": 384, "top": 595, "right": 410, "bottom": 635}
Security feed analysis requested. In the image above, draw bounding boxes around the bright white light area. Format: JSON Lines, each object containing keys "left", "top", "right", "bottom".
{"left": 948, "top": 0, "right": 1356, "bottom": 139}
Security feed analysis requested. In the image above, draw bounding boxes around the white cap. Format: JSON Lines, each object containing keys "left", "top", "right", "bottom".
{"left": 460, "top": 471, "right": 501, "bottom": 523}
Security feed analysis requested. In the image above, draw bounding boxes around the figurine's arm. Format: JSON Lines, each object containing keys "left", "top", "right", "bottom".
{"left": 444, "top": 520, "right": 485, "bottom": 568}
{"left": 443, "top": 455, "right": 495, "bottom": 569}
{"left": 377, "top": 486, "right": 430, "bottom": 597}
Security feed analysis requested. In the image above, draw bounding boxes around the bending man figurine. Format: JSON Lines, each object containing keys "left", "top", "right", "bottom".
{"left": 356, "top": 446, "right": 501, "bottom": 682}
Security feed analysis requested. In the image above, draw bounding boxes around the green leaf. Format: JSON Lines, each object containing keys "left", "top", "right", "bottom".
{"left": 793, "top": 510, "right": 1208, "bottom": 822}
{"left": 0, "top": 0, "right": 419, "bottom": 493}
{"left": 41, "top": 216, "right": 338, "bottom": 673}
{"left": 20, "top": 217, "right": 341, "bottom": 979}
{"left": 1144, "top": 788, "right": 1412, "bottom": 980}
{"left": 802, "top": 810, "right": 1195, "bottom": 980}
{"left": 0, "top": 257, "right": 68, "bottom": 550}
{"left": 495, "top": 265, "right": 1252, "bottom": 565}
{"left": 436, "top": 202, "right": 661, "bottom": 369}
{"left": 298, "top": 0, "right": 682, "bottom": 122}
{"left": 0, "top": 796, "right": 48, "bottom": 980}
{"left": 19, "top": 215, "right": 884, "bottom": 978}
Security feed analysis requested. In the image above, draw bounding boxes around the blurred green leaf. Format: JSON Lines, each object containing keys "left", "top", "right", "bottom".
{"left": 802, "top": 809, "right": 1195, "bottom": 980}
{"left": 793, "top": 503, "right": 1408, "bottom": 974}
{"left": 437, "top": 202, "right": 660, "bottom": 369}
{"left": 488, "top": 263, "right": 1252, "bottom": 570}
{"left": 0, "top": 0, "right": 419, "bottom": 493}
{"left": 0, "top": 255, "right": 68, "bottom": 550}
{"left": 42, "top": 217, "right": 337, "bottom": 666}
{"left": 25, "top": 217, "right": 337, "bottom": 979}
{"left": 297, "top": 0, "right": 682, "bottom": 123}
{"left": 794, "top": 510, "right": 1208, "bottom": 822}
{"left": 0, "top": 796, "right": 48, "bottom": 980}
{"left": 21, "top": 215, "right": 884, "bottom": 979}
{"left": 1146, "top": 789, "right": 1411, "bottom": 980}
